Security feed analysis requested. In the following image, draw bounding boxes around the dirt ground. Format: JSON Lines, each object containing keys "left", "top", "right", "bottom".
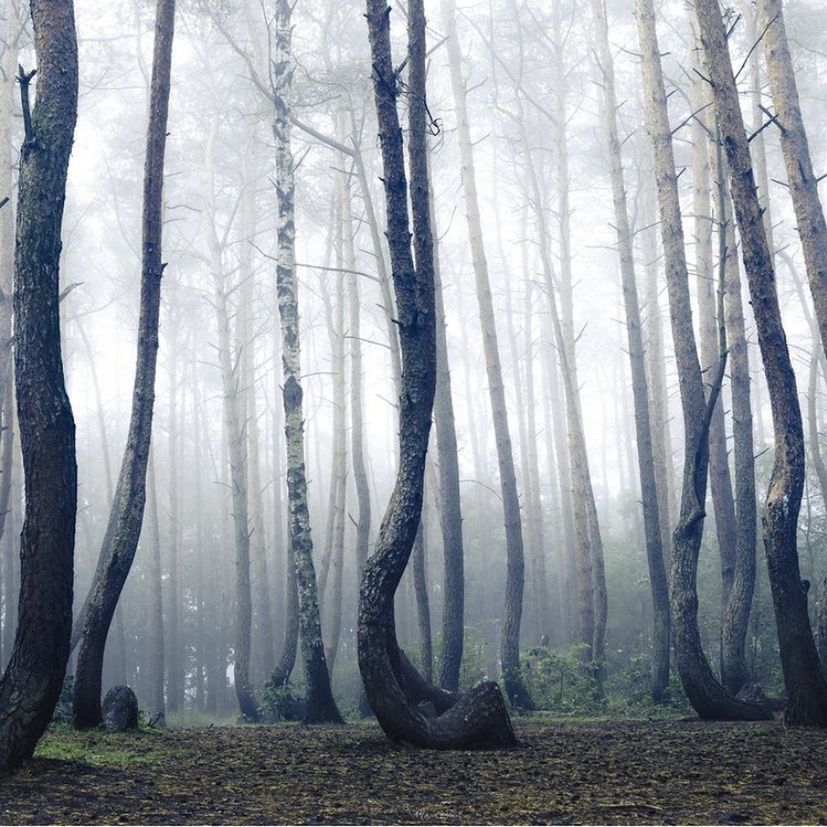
{"left": 1, "top": 718, "right": 826, "bottom": 825}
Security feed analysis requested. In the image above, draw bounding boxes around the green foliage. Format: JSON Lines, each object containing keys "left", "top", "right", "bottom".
{"left": 457, "top": 625, "right": 488, "bottom": 689}
{"left": 522, "top": 643, "right": 605, "bottom": 714}
{"left": 260, "top": 680, "right": 305, "bottom": 723}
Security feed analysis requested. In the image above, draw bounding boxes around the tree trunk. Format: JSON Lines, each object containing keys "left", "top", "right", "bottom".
{"left": 323, "top": 169, "right": 348, "bottom": 675}
{"left": 238, "top": 152, "right": 275, "bottom": 683}
{"left": 817, "top": 578, "right": 827, "bottom": 672}
{"left": 145, "top": 451, "right": 165, "bottom": 724}
{"left": 164, "top": 292, "right": 183, "bottom": 714}
{"left": 694, "top": 0, "right": 827, "bottom": 726}
{"left": 690, "top": 56, "right": 738, "bottom": 621}
{"left": 440, "top": 0, "right": 530, "bottom": 710}
{"left": 585, "top": 0, "right": 667, "bottom": 702}
{"left": 641, "top": 0, "right": 770, "bottom": 720}
{"left": 641, "top": 174, "right": 677, "bottom": 559}
{"left": 412, "top": 521, "right": 432, "bottom": 683}
{"left": 273, "top": 0, "right": 342, "bottom": 724}
{"left": 717, "top": 138, "right": 757, "bottom": 696}
{"left": 0, "top": 0, "right": 78, "bottom": 770}
{"left": 72, "top": 0, "right": 175, "bottom": 730}
{"left": 758, "top": 0, "right": 827, "bottom": 365}
{"left": 358, "top": 0, "right": 515, "bottom": 749}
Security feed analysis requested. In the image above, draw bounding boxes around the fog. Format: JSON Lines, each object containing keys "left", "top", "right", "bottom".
{"left": 2, "top": 0, "right": 827, "bottom": 732}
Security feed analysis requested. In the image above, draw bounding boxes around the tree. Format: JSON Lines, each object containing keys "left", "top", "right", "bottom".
{"left": 694, "top": 0, "right": 827, "bottom": 726}
{"left": 273, "top": 0, "right": 342, "bottom": 724}
{"left": 72, "top": 0, "right": 176, "bottom": 730}
{"left": 0, "top": 0, "right": 78, "bottom": 771}
{"left": 357, "top": 0, "right": 515, "bottom": 749}
{"left": 639, "top": 0, "right": 770, "bottom": 720}
{"left": 716, "top": 138, "right": 757, "bottom": 696}
{"left": 757, "top": 0, "right": 827, "bottom": 365}
{"left": 428, "top": 147, "right": 464, "bottom": 692}
{"left": 440, "top": 0, "right": 531, "bottom": 710}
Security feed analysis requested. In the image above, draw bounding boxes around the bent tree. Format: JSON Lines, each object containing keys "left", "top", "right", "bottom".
{"left": 73, "top": 0, "right": 176, "bottom": 730}
{"left": 0, "top": 0, "right": 78, "bottom": 771}
{"left": 694, "top": 0, "right": 827, "bottom": 726}
{"left": 357, "top": 0, "right": 516, "bottom": 749}
{"left": 638, "top": 0, "right": 769, "bottom": 720}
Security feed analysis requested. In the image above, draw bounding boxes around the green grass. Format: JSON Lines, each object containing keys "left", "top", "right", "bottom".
{"left": 35, "top": 725, "right": 170, "bottom": 769}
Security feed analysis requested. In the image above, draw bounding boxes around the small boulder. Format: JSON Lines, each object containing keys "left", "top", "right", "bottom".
{"left": 101, "top": 686, "right": 139, "bottom": 732}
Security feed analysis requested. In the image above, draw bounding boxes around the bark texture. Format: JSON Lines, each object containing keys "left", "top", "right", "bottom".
{"left": 758, "top": 0, "right": 827, "bottom": 365}
{"left": 357, "top": 0, "right": 516, "bottom": 749}
{"left": 695, "top": 0, "right": 827, "bottom": 726}
{"left": 273, "top": 0, "right": 342, "bottom": 724}
{"left": 0, "top": 0, "right": 78, "bottom": 771}
{"left": 642, "top": 0, "right": 770, "bottom": 720}
{"left": 717, "top": 143, "right": 757, "bottom": 696}
{"left": 73, "top": 0, "right": 175, "bottom": 730}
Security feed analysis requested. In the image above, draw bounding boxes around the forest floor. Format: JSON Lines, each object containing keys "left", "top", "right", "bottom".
{"left": 1, "top": 718, "right": 826, "bottom": 824}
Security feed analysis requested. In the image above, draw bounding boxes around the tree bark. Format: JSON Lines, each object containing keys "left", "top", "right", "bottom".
{"left": 145, "top": 451, "right": 165, "bottom": 723}
{"left": 426, "top": 152, "right": 464, "bottom": 691}
{"left": 690, "top": 54, "right": 738, "bottom": 620}
{"left": 273, "top": 0, "right": 342, "bottom": 724}
{"left": 641, "top": 0, "right": 770, "bottom": 720}
{"left": 694, "top": 0, "right": 827, "bottom": 726}
{"left": 757, "top": 0, "right": 827, "bottom": 365}
{"left": 73, "top": 0, "right": 175, "bottom": 730}
{"left": 716, "top": 138, "right": 757, "bottom": 696}
{"left": 0, "top": 0, "right": 78, "bottom": 770}
{"left": 440, "top": 0, "right": 531, "bottom": 709}
{"left": 358, "top": 0, "right": 516, "bottom": 749}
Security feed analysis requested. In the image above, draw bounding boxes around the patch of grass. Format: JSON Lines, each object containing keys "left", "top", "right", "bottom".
{"left": 35, "top": 726, "right": 169, "bottom": 769}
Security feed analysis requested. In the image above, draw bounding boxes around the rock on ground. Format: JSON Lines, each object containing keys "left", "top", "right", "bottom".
{"left": 101, "top": 686, "right": 139, "bottom": 732}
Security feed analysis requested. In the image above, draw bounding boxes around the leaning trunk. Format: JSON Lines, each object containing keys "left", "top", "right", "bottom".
{"left": 73, "top": 0, "right": 175, "bottom": 730}
{"left": 641, "top": 0, "right": 770, "bottom": 720}
{"left": 695, "top": 0, "right": 827, "bottom": 726}
{"left": 0, "top": 0, "right": 79, "bottom": 770}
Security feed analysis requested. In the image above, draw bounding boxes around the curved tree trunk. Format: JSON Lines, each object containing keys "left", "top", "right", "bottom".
{"left": 717, "top": 142, "right": 757, "bottom": 696}
{"left": 273, "top": 0, "right": 342, "bottom": 724}
{"left": 0, "top": 0, "right": 78, "bottom": 770}
{"left": 358, "top": 0, "right": 516, "bottom": 749}
{"left": 640, "top": 0, "right": 770, "bottom": 721}
{"left": 440, "top": 0, "right": 531, "bottom": 710}
{"left": 690, "top": 57, "right": 738, "bottom": 628}
{"left": 694, "top": 0, "right": 827, "bottom": 726}
{"left": 72, "top": 0, "right": 175, "bottom": 730}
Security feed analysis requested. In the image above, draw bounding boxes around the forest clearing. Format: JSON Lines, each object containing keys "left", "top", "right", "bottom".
{"left": 4, "top": 719, "right": 826, "bottom": 825}
{"left": 2, "top": 0, "right": 827, "bottom": 821}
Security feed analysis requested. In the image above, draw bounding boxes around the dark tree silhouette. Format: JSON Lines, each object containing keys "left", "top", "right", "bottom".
{"left": 357, "top": 0, "right": 516, "bottom": 750}
{"left": 0, "top": 0, "right": 79, "bottom": 771}
{"left": 73, "top": 0, "right": 176, "bottom": 730}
